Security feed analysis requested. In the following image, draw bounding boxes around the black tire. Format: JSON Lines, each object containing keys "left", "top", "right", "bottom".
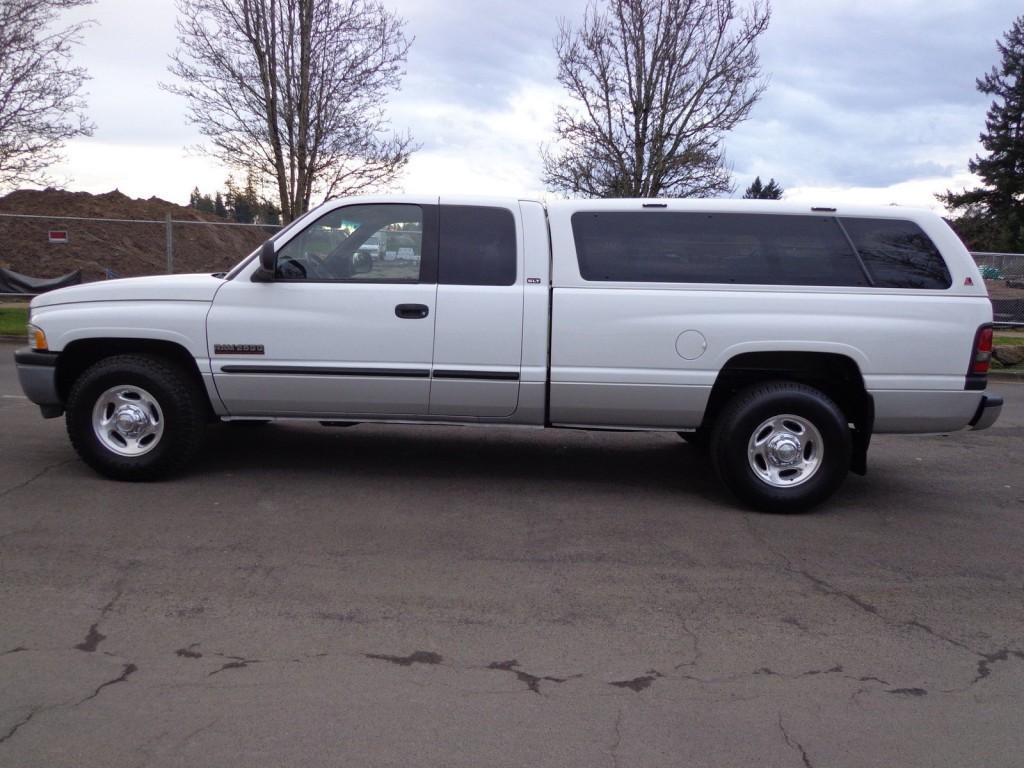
{"left": 66, "top": 354, "right": 207, "bottom": 480}
{"left": 709, "top": 381, "right": 851, "bottom": 514}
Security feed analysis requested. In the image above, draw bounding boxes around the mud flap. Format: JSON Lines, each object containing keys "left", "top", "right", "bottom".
{"left": 850, "top": 394, "right": 874, "bottom": 476}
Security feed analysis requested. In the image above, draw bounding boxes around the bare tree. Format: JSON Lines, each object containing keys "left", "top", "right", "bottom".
{"left": 0, "top": 0, "right": 95, "bottom": 188}
{"left": 542, "top": 0, "right": 770, "bottom": 198}
{"left": 166, "top": 0, "right": 413, "bottom": 222}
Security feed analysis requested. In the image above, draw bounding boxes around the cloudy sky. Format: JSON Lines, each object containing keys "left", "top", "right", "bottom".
{"left": 43, "top": 0, "right": 1020, "bottom": 211}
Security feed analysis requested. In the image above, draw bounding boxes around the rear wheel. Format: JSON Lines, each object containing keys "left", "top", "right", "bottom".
{"left": 710, "top": 381, "right": 851, "bottom": 513}
{"left": 66, "top": 354, "right": 207, "bottom": 480}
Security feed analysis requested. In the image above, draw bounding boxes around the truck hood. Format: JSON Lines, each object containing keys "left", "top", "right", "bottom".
{"left": 31, "top": 273, "right": 225, "bottom": 308}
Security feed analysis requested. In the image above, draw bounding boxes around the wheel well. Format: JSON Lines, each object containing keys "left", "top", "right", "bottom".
{"left": 703, "top": 352, "right": 873, "bottom": 474}
{"left": 56, "top": 339, "right": 213, "bottom": 416}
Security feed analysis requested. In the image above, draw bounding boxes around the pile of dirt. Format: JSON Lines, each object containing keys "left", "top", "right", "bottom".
{"left": 0, "top": 188, "right": 274, "bottom": 282}
{"left": 986, "top": 279, "right": 1024, "bottom": 299}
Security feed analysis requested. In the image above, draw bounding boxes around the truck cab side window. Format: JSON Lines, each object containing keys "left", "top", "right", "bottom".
{"left": 439, "top": 205, "right": 517, "bottom": 286}
{"left": 275, "top": 204, "right": 424, "bottom": 282}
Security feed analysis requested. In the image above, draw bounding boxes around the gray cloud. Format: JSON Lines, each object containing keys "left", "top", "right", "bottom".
{"left": 730, "top": 0, "right": 1017, "bottom": 191}
{"left": 45, "top": 0, "right": 1024, "bottom": 202}
{"left": 394, "top": 0, "right": 587, "bottom": 113}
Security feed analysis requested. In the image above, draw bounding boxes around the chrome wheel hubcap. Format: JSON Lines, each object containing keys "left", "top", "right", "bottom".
{"left": 92, "top": 385, "right": 164, "bottom": 457}
{"left": 747, "top": 414, "right": 823, "bottom": 488}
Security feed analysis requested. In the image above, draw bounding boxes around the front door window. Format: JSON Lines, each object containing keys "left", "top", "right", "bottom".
{"left": 275, "top": 204, "right": 424, "bottom": 282}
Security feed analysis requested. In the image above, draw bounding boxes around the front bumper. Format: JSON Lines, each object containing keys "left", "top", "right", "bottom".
{"left": 14, "top": 347, "right": 63, "bottom": 418}
{"left": 969, "top": 394, "right": 1003, "bottom": 431}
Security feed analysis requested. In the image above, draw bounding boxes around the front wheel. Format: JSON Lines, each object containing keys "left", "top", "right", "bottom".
{"left": 66, "top": 354, "right": 207, "bottom": 480}
{"left": 710, "top": 381, "right": 851, "bottom": 513}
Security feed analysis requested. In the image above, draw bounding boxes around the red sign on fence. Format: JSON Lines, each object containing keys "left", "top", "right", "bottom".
{"left": 48, "top": 230, "right": 68, "bottom": 243}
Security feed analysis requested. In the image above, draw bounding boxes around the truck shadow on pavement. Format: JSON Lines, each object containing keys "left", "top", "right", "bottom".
{"left": 184, "top": 417, "right": 942, "bottom": 520}
{"left": 193, "top": 422, "right": 909, "bottom": 517}
{"left": 199, "top": 421, "right": 732, "bottom": 504}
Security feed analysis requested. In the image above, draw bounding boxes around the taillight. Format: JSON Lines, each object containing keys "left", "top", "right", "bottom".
{"left": 971, "top": 325, "right": 993, "bottom": 375}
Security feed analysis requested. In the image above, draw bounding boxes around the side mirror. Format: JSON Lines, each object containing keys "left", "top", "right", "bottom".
{"left": 259, "top": 240, "right": 276, "bottom": 272}
{"left": 251, "top": 240, "right": 276, "bottom": 282}
{"left": 353, "top": 251, "right": 374, "bottom": 274}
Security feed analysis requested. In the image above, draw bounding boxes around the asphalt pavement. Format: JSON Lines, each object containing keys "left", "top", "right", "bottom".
{"left": 1, "top": 340, "right": 1023, "bottom": 767}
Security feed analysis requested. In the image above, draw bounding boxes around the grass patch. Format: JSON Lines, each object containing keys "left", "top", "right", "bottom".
{"left": 0, "top": 306, "right": 28, "bottom": 336}
{"left": 994, "top": 335, "right": 1024, "bottom": 346}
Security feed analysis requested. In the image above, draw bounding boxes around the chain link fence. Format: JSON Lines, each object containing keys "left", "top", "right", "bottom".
{"left": 0, "top": 211, "right": 280, "bottom": 297}
{"left": 2, "top": 211, "right": 1024, "bottom": 325}
{"left": 973, "top": 252, "right": 1024, "bottom": 326}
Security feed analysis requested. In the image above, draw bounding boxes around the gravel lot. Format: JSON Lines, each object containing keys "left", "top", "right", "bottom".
{"left": 2, "top": 340, "right": 1023, "bottom": 767}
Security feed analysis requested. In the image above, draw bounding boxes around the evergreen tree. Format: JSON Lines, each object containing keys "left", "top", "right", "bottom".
{"left": 223, "top": 176, "right": 237, "bottom": 220}
{"left": 214, "top": 191, "right": 227, "bottom": 218}
{"left": 261, "top": 201, "right": 281, "bottom": 226}
{"left": 938, "top": 15, "right": 1024, "bottom": 252}
{"left": 188, "top": 188, "right": 215, "bottom": 214}
{"left": 221, "top": 173, "right": 281, "bottom": 224}
{"left": 743, "top": 175, "right": 783, "bottom": 199}
{"left": 226, "top": 175, "right": 254, "bottom": 223}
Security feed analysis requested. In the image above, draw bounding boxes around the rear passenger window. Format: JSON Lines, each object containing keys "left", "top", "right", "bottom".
{"left": 439, "top": 205, "right": 517, "bottom": 286}
{"left": 840, "top": 218, "right": 951, "bottom": 289}
{"left": 572, "top": 212, "right": 868, "bottom": 286}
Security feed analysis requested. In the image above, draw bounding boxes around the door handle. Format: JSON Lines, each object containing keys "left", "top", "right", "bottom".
{"left": 395, "top": 303, "right": 429, "bottom": 319}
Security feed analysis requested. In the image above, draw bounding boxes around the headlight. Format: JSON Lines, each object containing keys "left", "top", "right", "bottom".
{"left": 27, "top": 323, "right": 48, "bottom": 351}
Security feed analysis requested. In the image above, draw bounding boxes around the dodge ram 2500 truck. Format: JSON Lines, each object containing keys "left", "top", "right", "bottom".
{"left": 14, "top": 196, "right": 1003, "bottom": 512}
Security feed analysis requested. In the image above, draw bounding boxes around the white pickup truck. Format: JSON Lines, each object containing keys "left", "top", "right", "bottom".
{"left": 15, "top": 196, "right": 1002, "bottom": 512}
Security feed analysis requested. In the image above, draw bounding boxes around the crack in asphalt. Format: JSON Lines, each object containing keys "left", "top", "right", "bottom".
{"left": 1, "top": 646, "right": 29, "bottom": 656}
{"left": 0, "top": 706, "right": 43, "bottom": 745}
{"left": 74, "top": 624, "right": 106, "bottom": 653}
{"left": 741, "top": 518, "right": 881, "bottom": 620}
{"left": 755, "top": 665, "right": 844, "bottom": 679}
{"left": 904, "top": 620, "right": 975, "bottom": 653}
{"left": 207, "top": 656, "right": 260, "bottom": 677}
{"left": 851, "top": 674, "right": 891, "bottom": 686}
{"left": 743, "top": 517, "right": 1024, "bottom": 691}
{"left": 486, "top": 660, "right": 576, "bottom": 694}
{"left": 781, "top": 616, "right": 813, "bottom": 634}
{"left": 74, "top": 663, "right": 138, "bottom": 705}
{"left": 973, "top": 648, "right": 1024, "bottom": 684}
{"left": 176, "top": 643, "right": 203, "bottom": 659}
{"left": 607, "top": 707, "right": 624, "bottom": 768}
{"left": 609, "top": 670, "right": 663, "bottom": 692}
{"left": 173, "top": 718, "right": 221, "bottom": 751}
{"left": 793, "top": 568, "right": 880, "bottom": 616}
{"left": 674, "top": 617, "right": 704, "bottom": 671}
{"left": 0, "top": 459, "right": 74, "bottom": 501}
{"left": 778, "top": 714, "right": 814, "bottom": 768}
{"left": 679, "top": 664, "right": 848, "bottom": 686}
{"left": 0, "top": 663, "right": 138, "bottom": 747}
{"left": 71, "top": 562, "right": 138, "bottom": 654}
{"left": 365, "top": 651, "right": 443, "bottom": 667}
